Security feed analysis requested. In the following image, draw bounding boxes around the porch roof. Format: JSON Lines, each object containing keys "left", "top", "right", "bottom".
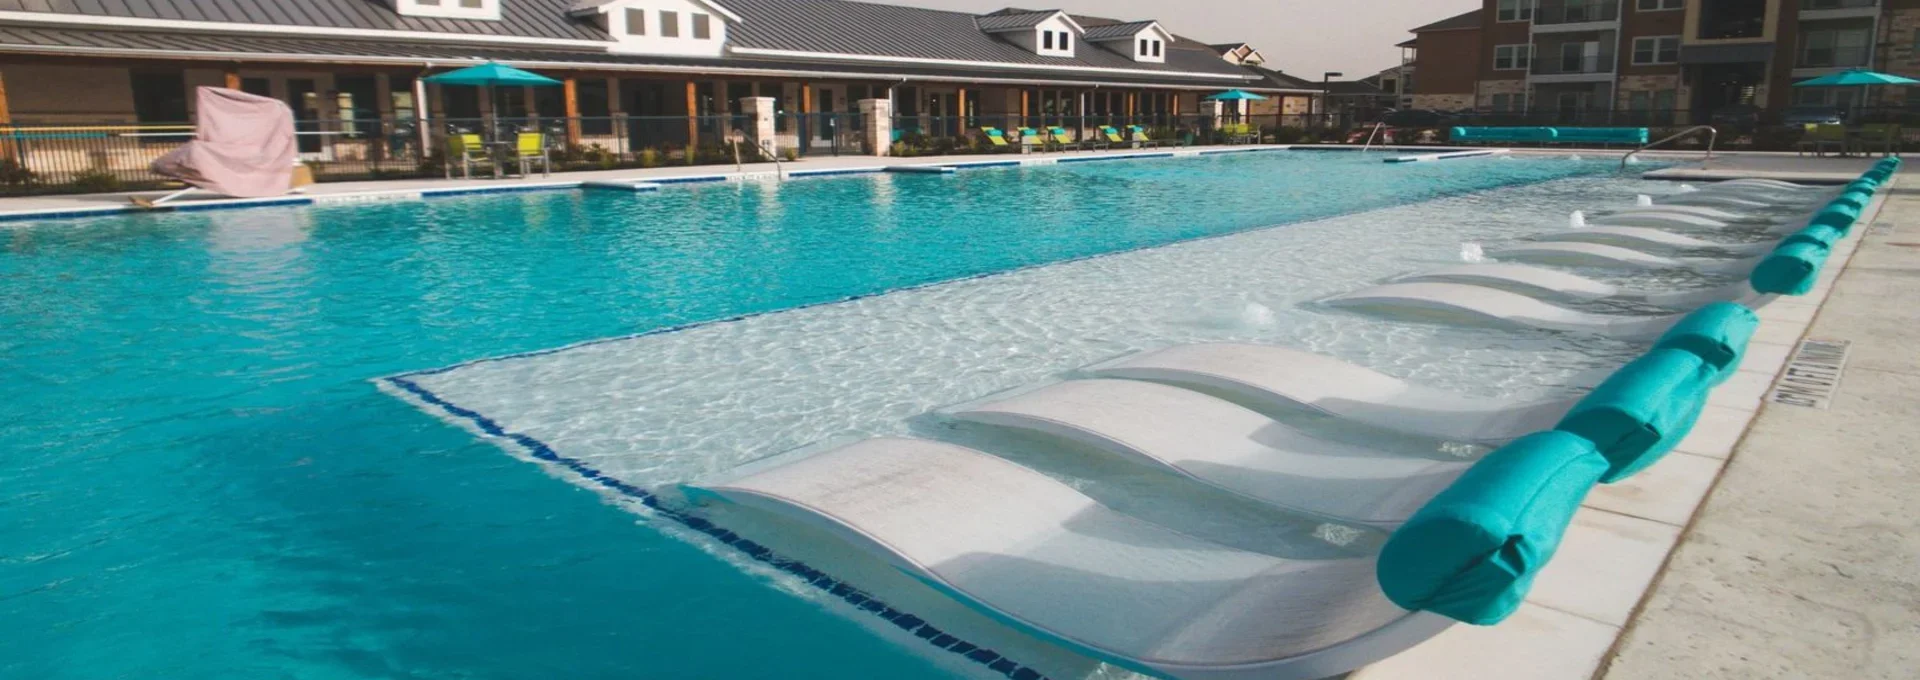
{"left": 0, "top": 24, "right": 1318, "bottom": 91}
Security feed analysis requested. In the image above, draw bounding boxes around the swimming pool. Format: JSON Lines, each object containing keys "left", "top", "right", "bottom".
{"left": 2, "top": 152, "right": 1665, "bottom": 678}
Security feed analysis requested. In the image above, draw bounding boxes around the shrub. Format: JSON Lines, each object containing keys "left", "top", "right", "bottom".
{"left": 780, "top": 147, "right": 800, "bottom": 162}
{"left": 72, "top": 169, "right": 121, "bottom": 194}
{"left": 638, "top": 147, "right": 662, "bottom": 168}
{"left": 889, "top": 141, "right": 909, "bottom": 157}
{"left": 0, "top": 158, "right": 35, "bottom": 186}
{"left": 1271, "top": 126, "right": 1308, "bottom": 144}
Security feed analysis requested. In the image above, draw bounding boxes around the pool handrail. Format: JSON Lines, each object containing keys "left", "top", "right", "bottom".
{"left": 1620, "top": 125, "right": 1717, "bottom": 171}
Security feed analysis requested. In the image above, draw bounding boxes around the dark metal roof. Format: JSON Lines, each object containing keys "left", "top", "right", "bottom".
{"left": 1248, "top": 67, "right": 1316, "bottom": 90}
{"left": 1324, "top": 80, "right": 1388, "bottom": 96}
{"left": 721, "top": 0, "right": 1253, "bottom": 79}
{"left": 0, "top": 24, "right": 1291, "bottom": 89}
{"left": 974, "top": 10, "right": 1059, "bottom": 32}
{"left": 0, "top": 0, "right": 612, "bottom": 41}
{"left": 1081, "top": 21, "right": 1158, "bottom": 42}
{"left": 1410, "top": 9, "right": 1481, "bottom": 33}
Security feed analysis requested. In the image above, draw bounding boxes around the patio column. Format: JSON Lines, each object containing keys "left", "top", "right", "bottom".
{"left": 414, "top": 75, "right": 431, "bottom": 159}
{"left": 223, "top": 67, "right": 240, "bottom": 91}
{"left": 563, "top": 76, "right": 581, "bottom": 146}
{"left": 801, "top": 81, "right": 812, "bottom": 149}
{"left": 742, "top": 96, "right": 776, "bottom": 156}
{"left": 0, "top": 69, "right": 12, "bottom": 158}
{"left": 685, "top": 79, "right": 698, "bottom": 156}
{"left": 859, "top": 97, "right": 891, "bottom": 156}
{"left": 956, "top": 88, "right": 967, "bottom": 129}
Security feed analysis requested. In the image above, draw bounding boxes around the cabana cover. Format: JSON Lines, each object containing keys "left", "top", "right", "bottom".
{"left": 149, "top": 87, "right": 298, "bottom": 198}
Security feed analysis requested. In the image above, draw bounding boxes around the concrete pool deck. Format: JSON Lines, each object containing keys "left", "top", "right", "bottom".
{"left": 1350, "top": 164, "right": 1916, "bottom": 680}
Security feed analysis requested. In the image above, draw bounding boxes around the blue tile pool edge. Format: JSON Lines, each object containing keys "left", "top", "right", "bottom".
{"left": 376, "top": 375, "right": 1052, "bottom": 680}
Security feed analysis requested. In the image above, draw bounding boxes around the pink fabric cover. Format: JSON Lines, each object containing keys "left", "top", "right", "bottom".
{"left": 150, "top": 87, "right": 298, "bottom": 198}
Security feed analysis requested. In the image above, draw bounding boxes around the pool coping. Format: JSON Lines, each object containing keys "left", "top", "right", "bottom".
{"left": 0, "top": 144, "right": 1519, "bottom": 224}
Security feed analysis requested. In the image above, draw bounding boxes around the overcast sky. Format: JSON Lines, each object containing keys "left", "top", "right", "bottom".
{"left": 883, "top": 0, "right": 1479, "bottom": 79}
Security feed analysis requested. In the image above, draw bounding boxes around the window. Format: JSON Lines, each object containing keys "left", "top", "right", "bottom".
{"left": 1044, "top": 31, "right": 1055, "bottom": 50}
{"left": 625, "top": 8, "right": 644, "bottom": 35}
{"left": 416, "top": 0, "right": 439, "bottom": 5}
{"left": 1802, "top": 29, "right": 1871, "bottom": 68}
{"left": 1059, "top": 31, "right": 1070, "bottom": 50}
{"left": 1140, "top": 38, "right": 1149, "bottom": 56}
{"left": 1636, "top": 0, "right": 1682, "bottom": 10}
{"left": 1632, "top": 36, "right": 1680, "bottom": 64}
{"left": 1497, "top": 0, "right": 1533, "bottom": 22}
{"left": 458, "top": 0, "right": 481, "bottom": 7}
{"left": 1152, "top": 40, "right": 1162, "bottom": 57}
{"left": 659, "top": 10, "right": 678, "bottom": 37}
{"left": 692, "top": 13, "right": 711, "bottom": 39}
{"left": 1493, "top": 44, "right": 1532, "bottom": 70}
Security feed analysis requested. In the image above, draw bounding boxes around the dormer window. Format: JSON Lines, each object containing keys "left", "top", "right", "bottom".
{"left": 1044, "top": 31, "right": 1054, "bottom": 50}
{"left": 1059, "top": 31, "right": 1070, "bottom": 51}
{"left": 1083, "top": 20, "right": 1171, "bottom": 63}
{"left": 392, "top": 0, "right": 497, "bottom": 20}
{"left": 979, "top": 10, "right": 1082, "bottom": 57}
{"left": 578, "top": 0, "right": 736, "bottom": 57}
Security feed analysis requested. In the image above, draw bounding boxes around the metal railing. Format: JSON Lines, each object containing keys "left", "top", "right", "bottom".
{"left": 1532, "top": 54, "right": 1618, "bottom": 75}
{"left": 1801, "top": 0, "right": 1877, "bottom": 10}
{"left": 1798, "top": 46, "right": 1873, "bottom": 69}
{"left": 1621, "top": 125, "right": 1717, "bottom": 170}
{"left": 1535, "top": 1, "right": 1622, "bottom": 25}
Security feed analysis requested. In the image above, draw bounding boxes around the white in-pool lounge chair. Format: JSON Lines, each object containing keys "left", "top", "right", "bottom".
{"left": 1319, "top": 282, "right": 1738, "bottom": 341}
{"left": 1589, "top": 210, "right": 1796, "bottom": 233}
{"left": 686, "top": 437, "right": 1453, "bottom": 680}
{"left": 945, "top": 379, "right": 1468, "bottom": 527}
{"left": 1392, "top": 263, "right": 1757, "bottom": 308}
{"left": 1656, "top": 192, "right": 1787, "bottom": 210}
{"left": 1525, "top": 226, "right": 1775, "bottom": 256}
{"left": 1081, "top": 343, "right": 1578, "bottom": 446}
{"left": 1593, "top": 204, "right": 1778, "bottom": 225}
{"left": 1489, "top": 242, "right": 1760, "bottom": 274}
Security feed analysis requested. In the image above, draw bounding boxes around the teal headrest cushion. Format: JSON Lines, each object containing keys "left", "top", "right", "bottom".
{"left": 1781, "top": 223, "right": 1845, "bottom": 251}
{"left": 1376, "top": 430, "right": 1607, "bottom": 625}
{"left": 1653, "top": 302, "right": 1759, "bottom": 379}
{"left": 1809, "top": 203, "right": 1862, "bottom": 232}
{"left": 1750, "top": 241, "right": 1829, "bottom": 296}
{"left": 1556, "top": 349, "right": 1715, "bottom": 482}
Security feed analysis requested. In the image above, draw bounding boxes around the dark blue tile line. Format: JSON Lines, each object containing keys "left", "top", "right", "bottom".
{"left": 381, "top": 375, "right": 1050, "bottom": 680}
{"left": 0, "top": 206, "right": 135, "bottom": 223}
{"left": 1057, "top": 153, "right": 1176, "bottom": 164}
{"left": 421, "top": 184, "right": 580, "bottom": 199}
{"left": 651, "top": 175, "right": 732, "bottom": 185}
{"left": 789, "top": 168, "right": 885, "bottom": 178}
{"left": 174, "top": 196, "right": 316, "bottom": 211}
{"left": 948, "top": 160, "right": 1022, "bottom": 169}
{"left": 382, "top": 164, "right": 1597, "bottom": 380}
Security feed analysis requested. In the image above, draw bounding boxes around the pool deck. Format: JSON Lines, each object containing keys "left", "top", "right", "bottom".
{"left": 1351, "top": 163, "right": 1917, "bottom": 680}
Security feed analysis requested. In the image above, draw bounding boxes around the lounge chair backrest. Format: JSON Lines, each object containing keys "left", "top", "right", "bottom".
{"left": 1376, "top": 430, "right": 1607, "bottom": 625}
{"left": 1749, "top": 241, "right": 1828, "bottom": 296}
{"left": 980, "top": 127, "right": 1009, "bottom": 145}
{"left": 517, "top": 132, "right": 544, "bottom": 155}
{"left": 1555, "top": 349, "right": 1717, "bottom": 482}
{"left": 1101, "top": 126, "right": 1123, "bottom": 142}
{"left": 1129, "top": 125, "right": 1149, "bottom": 141}
{"left": 1651, "top": 302, "right": 1758, "bottom": 381}
{"left": 1814, "top": 124, "right": 1847, "bottom": 142}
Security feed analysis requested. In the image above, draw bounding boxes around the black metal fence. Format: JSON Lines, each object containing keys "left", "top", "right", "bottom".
{"left": 0, "top": 115, "right": 776, "bottom": 196}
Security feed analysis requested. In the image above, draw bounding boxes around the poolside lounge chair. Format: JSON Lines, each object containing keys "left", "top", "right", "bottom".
{"left": 1046, "top": 126, "right": 1083, "bottom": 151}
{"left": 1807, "top": 124, "right": 1848, "bottom": 157}
{"left": 979, "top": 127, "right": 1013, "bottom": 151}
{"left": 1094, "top": 125, "right": 1123, "bottom": 151}
{"left": 684, "top": 426, "right": 1615, "bottom": 679}
{"left": 1128, "top": 125, "right": 1163, "bottom": 149}
{"left": 1016, "top": 127, "right": 1043, "bottom": 152}
{"left": 514, "top": 132, "right": 551, "bottom": 177}
{"left": 446, "top": 133, "right": 495, "bottom": 179}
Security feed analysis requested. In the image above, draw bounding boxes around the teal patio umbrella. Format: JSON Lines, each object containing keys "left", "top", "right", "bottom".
{"left": 1203, "top": 89, "right": 1269, "bottom": 101}
{"left": 1792, "top": 69, "right": 1920, "bottom": 87}
{"left": 1792, "top": 69, "right": 1920, "bottom": 116}
{"left": 423, "top": 62, "right": 563, "bottom": 136}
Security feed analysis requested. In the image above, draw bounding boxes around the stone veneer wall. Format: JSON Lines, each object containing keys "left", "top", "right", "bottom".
{"left": 1616, "top": 74, "right": 1685, "bottom": 108}
{"left": 1412, "top": 94, "right": 1475, "bottom": 111}
{"left": 1879, "top": 8, "right": 1920, "bottom": 107}
{"left": 1475, "top": 79, "right": 1526, "bottom": 108}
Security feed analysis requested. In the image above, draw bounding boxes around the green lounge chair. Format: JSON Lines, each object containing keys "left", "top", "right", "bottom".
{"left": 1128, "top": 125, "right": 1162, "bottom": 148}
{"left": 1046, "top": 126, "right": 1080, "bottom": 151}
{"left": 1808, "top": 124, "right": 1847, "bottom": 157}
{"left": 980, "top": 126, "right": 1012, "bottom": 151}
{"left": 1857, "top": 124, "right": 1900, "bottom": 157}
{"left": 445, "top": 133, "right": 496, "bottom": 179}
{"left": 514, "top": 132, "right": 550, "bottom": 177}
{"left": 1016, "top": 127, "right": 1043, "bottom": 152}
{"left": 1092, "top": 125, "right": 1122, "bottom": 150}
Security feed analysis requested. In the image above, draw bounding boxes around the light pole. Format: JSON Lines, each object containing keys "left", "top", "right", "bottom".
{"left": 1320, "top": 71, "right": 1343, "bottom": 129}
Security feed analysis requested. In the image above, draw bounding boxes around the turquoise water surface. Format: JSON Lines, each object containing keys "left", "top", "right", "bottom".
{"left": 0, "top": 152, "right": 1612, "bottom": 679}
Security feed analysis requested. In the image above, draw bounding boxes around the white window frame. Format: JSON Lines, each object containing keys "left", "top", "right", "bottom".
{"left": 1631, "top": 36, "right": 1680, "bottom": 65}
{"left": 1493, "top": 44, "right": 1533, "bottom": 71}
{"left": 1497, "top": 0, "right": 1535, "bottom": 22}
{"left": 1635, "top": 0, "right": 1683, "bottom": 11}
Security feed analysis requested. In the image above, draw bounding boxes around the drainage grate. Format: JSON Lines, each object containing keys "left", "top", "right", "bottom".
{"left": 1769, "top": 338, "right": 1852, "bottom": 409}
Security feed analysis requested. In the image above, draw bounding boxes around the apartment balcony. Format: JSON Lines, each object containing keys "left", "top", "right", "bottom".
{"left": 1533, "top": 1, "right": 1621, "bottom": 33}
{"left": 1530, "top": 53, "right": 1618, "bottom": 83}
{"left": 1793, "top": 46, "right": 1874, "bottom": 78}
{"left": 1800, "top": 0, "right": 1878, "bottom": 21}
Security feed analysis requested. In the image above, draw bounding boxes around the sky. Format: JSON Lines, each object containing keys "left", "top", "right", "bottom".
{"left": 882, "top": 0, "right": 1480, "bottom": 79}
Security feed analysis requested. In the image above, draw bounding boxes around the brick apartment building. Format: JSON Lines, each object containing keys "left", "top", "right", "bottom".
{"left": 1400, "top": 0, "right": 1920, "bottom": 122}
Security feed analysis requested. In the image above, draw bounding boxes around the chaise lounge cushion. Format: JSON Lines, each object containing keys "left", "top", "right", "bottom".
{"left": 1652, "top": 302, "right": 1759, "bottom": 380}
{"left": 1555, "top": 349, "right": 1715, "bottom": 482}
{"left": 1376, "top": 430, "right": 1607, "bottom": 625}
{"left": 1750, "top": 241, "right": 1829, "bottom": 296}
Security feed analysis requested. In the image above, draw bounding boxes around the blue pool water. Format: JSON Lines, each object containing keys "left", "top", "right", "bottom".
{"left": 0, "top": 152, "right": 1616, "bottom": 678}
